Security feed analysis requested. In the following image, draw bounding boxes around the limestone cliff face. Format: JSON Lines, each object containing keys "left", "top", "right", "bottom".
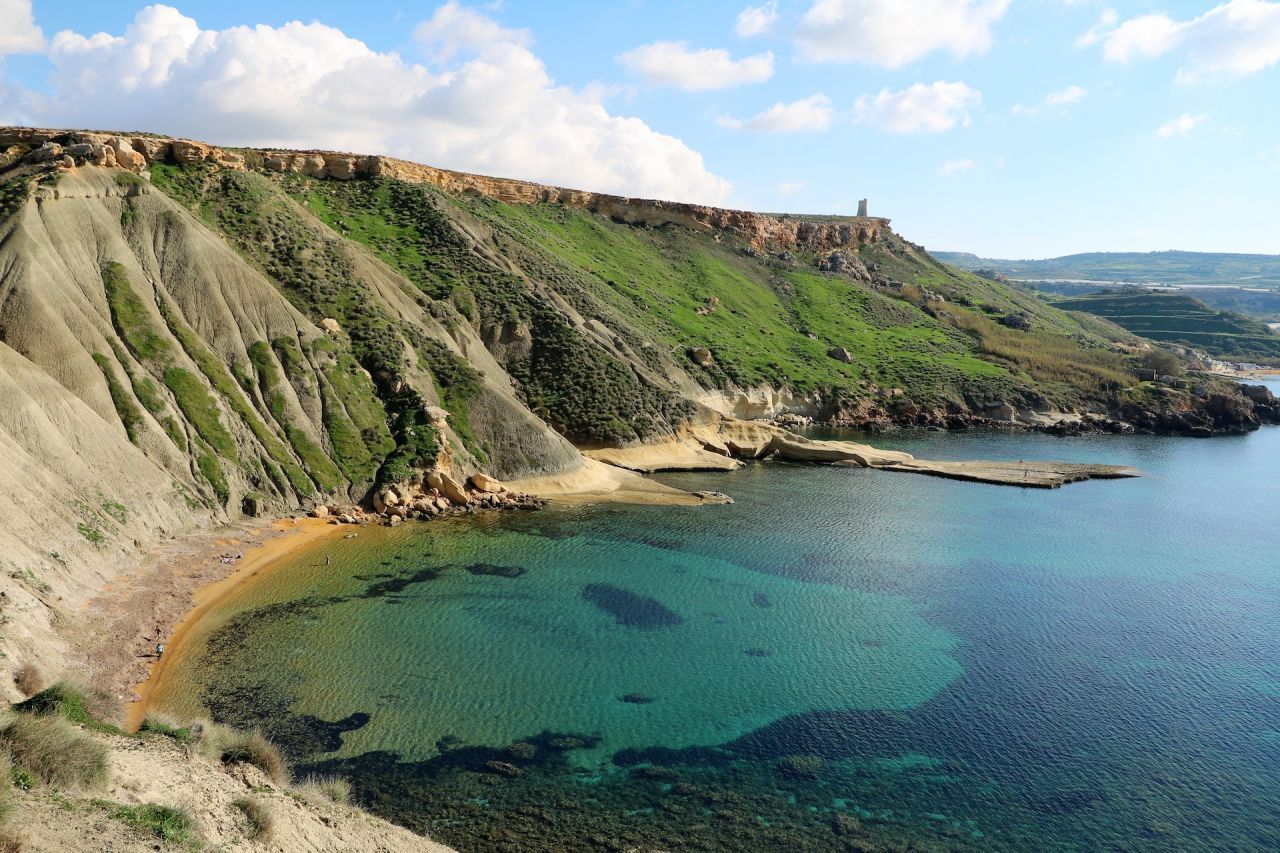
{"left": 0, "top": 126, "right": 889, "bottom": 252}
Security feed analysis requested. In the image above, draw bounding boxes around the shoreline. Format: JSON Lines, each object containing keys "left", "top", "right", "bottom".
{"left": 109, "top": 517, "right": 347, "bottom": 730}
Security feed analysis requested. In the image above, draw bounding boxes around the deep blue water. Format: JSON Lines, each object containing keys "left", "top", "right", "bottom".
{"left": 158, "top": 395, "right": 1280, "bottom": 851}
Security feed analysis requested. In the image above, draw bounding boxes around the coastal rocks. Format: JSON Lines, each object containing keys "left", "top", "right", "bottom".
{"left": 426, "top": 470, "right": 469, "bottom": 505}
{"left": 310, "top": 505, "right": 330, "bottom": 519}
{"left": 469, "top": 473, "right": 505, "bottom": 493}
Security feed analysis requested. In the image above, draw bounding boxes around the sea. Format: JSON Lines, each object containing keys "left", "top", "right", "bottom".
{"left": 149, "top": 380, "right": 1280, "bottom": 851}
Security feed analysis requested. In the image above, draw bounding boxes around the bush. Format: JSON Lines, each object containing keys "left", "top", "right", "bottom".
{"left": 0, "top": 714, "right": 109, "bottom": 790}
{"left": 200, "top": 726, "right": 289, "bottom": 785}
{"left": 107, "top": 803, "right": 196, "bottom": 845}
{"left": 233, "top": 796, "right": 274, "bottom": 841}
{"left": 297, "top": 774, "right": 350, "bottom": 804}
{"left": 138, "top": 715, "right": 196, "bottom": 745}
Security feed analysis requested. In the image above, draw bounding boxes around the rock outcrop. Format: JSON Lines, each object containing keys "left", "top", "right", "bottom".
{"left": 0, "top": 126, "right": 889, "bottom": 252}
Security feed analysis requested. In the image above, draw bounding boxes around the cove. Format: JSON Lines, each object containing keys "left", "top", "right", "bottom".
{"left": 148, "top": 416, "right": 1280, "bottom": 851}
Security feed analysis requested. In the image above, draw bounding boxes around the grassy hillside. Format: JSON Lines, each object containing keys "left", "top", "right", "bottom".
{"left": 276, "top": 173, "right": 1142, "bottom": 414}
{"left": 1053, "top": 291, "right": 1280, "bottom": 359}
{"left": 938, "top": 249, "right": 1280, "bottom": 288}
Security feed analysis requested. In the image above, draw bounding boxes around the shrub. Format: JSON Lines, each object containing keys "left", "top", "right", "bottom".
{"left": 0, "top": 714, "right": 109, "bottom": 790}
{"left": 233, "top": 796, "right": 274, "bottom": 841}
{"left": 107, "top": 803, "right": 196, "bottom": 845}
{"left": 201, "top": 726, "right": 289, "bottom": 785}
{"left": 14, "top": 682, "right": 113, "bottom": 731}
{"left": 138, "top": 715, "right": 196, "bottom": 745}
{"left": 297, "top": 774, "right": 350, "bottom": 804}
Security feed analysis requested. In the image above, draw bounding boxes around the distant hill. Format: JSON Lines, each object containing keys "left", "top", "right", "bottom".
{"left": 936, "top": 250, "right": 1280, "bottom": 289}
{"left": 1053, "top": 291, "right": 1280, "bottom": 360}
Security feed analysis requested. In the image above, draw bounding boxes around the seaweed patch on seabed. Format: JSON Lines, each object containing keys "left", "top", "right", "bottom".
{"left": 196, "top": 601, "right": 372, "bottom": 758}
{"left": 294, "top": 718, "right": 977, "bottom": 853}
{"left": 464, "top": 563, "right": 526, "bottom": 578}
{"left": 581, "top": 584, "right": 683, "bottom": 629}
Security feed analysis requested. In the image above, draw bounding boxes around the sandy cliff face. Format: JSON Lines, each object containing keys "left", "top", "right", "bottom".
{"left": 0, "top": 126, "right": 889, "bottom": 252}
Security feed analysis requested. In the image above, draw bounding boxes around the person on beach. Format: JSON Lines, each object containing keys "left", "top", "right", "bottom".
{"left": 156, "top": 643, "right": 165, "bottom": 659}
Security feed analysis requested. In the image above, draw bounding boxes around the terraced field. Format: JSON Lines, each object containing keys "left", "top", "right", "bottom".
{"left": 1054, "top": 291, "right": 1280, "bottom": 359}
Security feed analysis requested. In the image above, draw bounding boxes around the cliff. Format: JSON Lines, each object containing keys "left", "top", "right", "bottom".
{"left": 0, "top": 126, "right": 888, "bottom": 252}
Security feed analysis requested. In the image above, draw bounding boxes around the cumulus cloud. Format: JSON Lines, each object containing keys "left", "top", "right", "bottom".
{"left": 2, "top": 4, "right": 730, "bottom": 204}
{"left": 0, "top": 0, "right": 44, "bottom": 56}
{"left": 719, "top": 94, "right": 833, "bottom": 133}
{"left": 1156, "top": 113, "right": 1205, "bottom": 138}
{"left": 796, "top": 0, "right": 1010, "bottom": 67}
{"left": 617, "top": 41, "right": 774, "bottom": 90}
{"left": 937, "top": 159, "right": 976, "bottom": 176}
{"left": 1081, "top": 0, "right": 1280, "bottom": 82}
{"left": 735, "top": 2, "right": 779, "bottom": 37}
{"left": 853, "top": 81, "right": 982, "bottom": 133}
{"left": 414, "top": 0, "right": 531, "bottom": 62}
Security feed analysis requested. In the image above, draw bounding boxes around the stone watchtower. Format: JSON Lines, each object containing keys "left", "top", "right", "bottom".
{"left": 857, "top": 198, "right": 868, "bottom": 217}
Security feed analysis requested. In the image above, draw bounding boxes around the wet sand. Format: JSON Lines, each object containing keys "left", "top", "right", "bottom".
{"left": 110, "top": 517, "right": 347, "bottom": 730}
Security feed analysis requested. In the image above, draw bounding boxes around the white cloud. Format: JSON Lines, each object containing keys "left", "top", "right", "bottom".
{"left": 735, "top": 2, "right": 779, "bottom": 37}
{"left": 1046, "top": 84, "right": 1087, "bottom": 105}
{"left": 1082, "top": 0, "right": 1280, "bottom": 82}
{"left": 1156, "top": 113, "right": 1205, "bottom": 138}
{"left": 937, "top": 159, "right": 976, "bottom": 176}
{"left": 4, "top": 4, "right": 730, "bottom": 205}
{"left": 719, "top": 94, "right": 833, "bottom": 133}
{"left": 853, "top": 81, "right": 982, "bottom": 133}
{"left": 617, "top": 41, "right": 774, "bottom": 90}
{"left": 414, "top": 0, "right": 531, "bottom": 63}
{"left": 796, "top": 0, "right": 1010, "bottom": 67}
{"left": 778, "top": 180, "right": 806, "bottom": 195}
{"left": 0, "top": 0, "right": 44, "bottom": 56}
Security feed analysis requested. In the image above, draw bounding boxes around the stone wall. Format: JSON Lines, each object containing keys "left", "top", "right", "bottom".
{"left": 1, "top": 126, "right": 890, "bottom": 251}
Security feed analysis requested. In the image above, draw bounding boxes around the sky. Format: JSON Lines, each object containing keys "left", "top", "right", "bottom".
{"left": 1, "top": 0, "right": 1278, "bottom": 258}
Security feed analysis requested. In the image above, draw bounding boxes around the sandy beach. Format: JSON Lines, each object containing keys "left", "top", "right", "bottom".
{"left": 70, "top": 515, "right": 347, "bottom": 730}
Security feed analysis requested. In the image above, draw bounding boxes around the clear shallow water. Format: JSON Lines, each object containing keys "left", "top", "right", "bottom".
{"left": 156, "top": 408, "right": 1280, "bottom": 851}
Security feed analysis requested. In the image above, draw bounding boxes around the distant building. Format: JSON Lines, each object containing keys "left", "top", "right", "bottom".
{"left": 857, "top": 198, "right": 868, "bottom": 217}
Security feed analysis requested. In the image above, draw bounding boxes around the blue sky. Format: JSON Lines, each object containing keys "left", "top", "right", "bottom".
{"left": 1, "top": 0, "right": 1278, "bottom": 257}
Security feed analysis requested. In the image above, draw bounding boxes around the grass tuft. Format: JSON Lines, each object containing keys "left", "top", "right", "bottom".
{"left": 0, "top": 714, "right": 109, "bottom": 790}
{"left": 232, "top": 796, "right": 274, "bottom": 841}
{"left": 106, "top": 803, "right": 196, "bottom": 845}
{"left": 297, "top": 774, "right": 350, "bottom": 804}
{"left": 200, "top": 726, "right": 289, "bottom": 785}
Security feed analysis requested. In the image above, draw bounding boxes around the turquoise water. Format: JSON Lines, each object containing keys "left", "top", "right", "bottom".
{"left": 169, "top": 397, "right": 1280, "bottom": 851}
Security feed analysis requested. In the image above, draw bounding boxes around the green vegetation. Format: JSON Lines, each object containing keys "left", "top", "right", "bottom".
{"left": 246, "top": 341, "right": 343, "bottom": 492}
{"left": 162, "top": 367, "right": 236, "bottom": 459}
{"left": 76, "top": 523, "right": 104, "bottom": 545}
{"left": 138, "top": 717, "right": 196, "bottom": 745}
{"left": 1054, "top": 291, "right": 1280, "bottom": 359}
{"left": 0, "top": 714, "right": 109, "bottom": 790}
{"left": 15, "top": 683, "right": 117, "bottom": 734}
{"left": 1067, "top": 291, "right": 1280, "bottom": 359}
{"left": 105, "top": 803, "right": 196, "bottom": 845}
{"left": 0, "top": 174, "right": 31, "bottom": 224}
{"left": 92, "top": 353, "right": 145, "bottom": 443}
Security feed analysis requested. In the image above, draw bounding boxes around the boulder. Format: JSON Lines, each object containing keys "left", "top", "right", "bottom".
{"left": 1242, "top": 384, "right": 1275, "bottom": 404}
{"left": 310, "top": 505, "right": 330, "bottom": 518}
{"left": 687, "top": 347, "right": 714, "bottom": 367}
{"left": 827, "top": 346, "right": 854, "bottom": 364}
{"left": 469, "top": 473, "right": 505, "bottom": 493}
{"left": 1000, "top": 312, "right": 1033, "bottom": 331}
{"left": 319, "top": 317, "right": 342, "bottom": 336}
{"left": 427, "top": 470, "right": 470, "bottom": 505}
